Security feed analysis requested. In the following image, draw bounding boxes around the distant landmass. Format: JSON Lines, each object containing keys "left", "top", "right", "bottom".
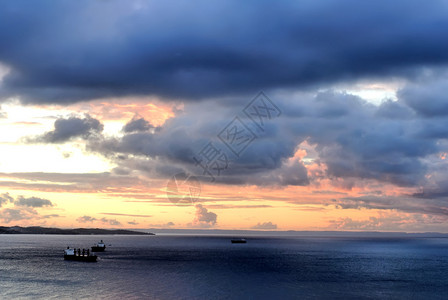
{"left": 0, "top": 226, "right": 154, "bottom": 235}
{"left": 146, "top": 228, "right": 448, "bottom": 238}
{"left": 2, "top": 226, "right": 448, "bottom": 237}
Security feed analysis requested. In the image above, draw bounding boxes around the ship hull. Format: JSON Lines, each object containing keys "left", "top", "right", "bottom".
{"left": 64, "top": 254, "right": 97, "bottom": 262}
{"left": 231, "top": 239, "right": 247, "bottom": 244}
{"left": 91, "top": 246, "right": 106, "bottom": 252}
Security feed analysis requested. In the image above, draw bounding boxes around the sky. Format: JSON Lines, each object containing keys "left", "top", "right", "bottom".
{"left": 1, "top": 0, "right": 448, "bottom": 232}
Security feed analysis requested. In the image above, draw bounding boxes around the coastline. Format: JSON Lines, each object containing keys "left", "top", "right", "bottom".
{"left": 0, "top": 226, "right": 154, "bottom": 235}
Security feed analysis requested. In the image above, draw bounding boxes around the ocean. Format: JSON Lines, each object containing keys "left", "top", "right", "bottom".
{"left": 1, "top": 234, "right": 448, "bottom": 299}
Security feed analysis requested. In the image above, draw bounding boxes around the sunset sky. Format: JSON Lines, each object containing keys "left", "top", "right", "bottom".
{"left": 1, "top": 0, "right": 448, "bottom": 232}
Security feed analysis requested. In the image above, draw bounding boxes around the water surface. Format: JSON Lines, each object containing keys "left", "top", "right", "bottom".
{"left": 1, "top": 235, "right": 447, "bottom": 299}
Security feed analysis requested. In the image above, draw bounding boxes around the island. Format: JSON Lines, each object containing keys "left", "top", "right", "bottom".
{"left": 0, "top": 226, "right": 154, "bottom": 235}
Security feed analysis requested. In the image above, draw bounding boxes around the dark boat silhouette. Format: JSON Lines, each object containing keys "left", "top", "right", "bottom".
{"left": 91, "top": 240, "right": 106, "bottom": 252}
{"left": 231, "top": 238, "right": 247, "bottom": 244}
{"left": 64, "top": 248, "right": 97, "bottom": 262}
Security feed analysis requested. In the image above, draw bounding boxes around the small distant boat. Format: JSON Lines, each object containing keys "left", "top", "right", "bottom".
{"left": 91, "top": 240, "right": 106, "bottom": 252}
{"left": 231, "top": 238, "right": 247, "bottom": 244}
{"left": 64, "top": 248, "right": 97, "bottom": 262}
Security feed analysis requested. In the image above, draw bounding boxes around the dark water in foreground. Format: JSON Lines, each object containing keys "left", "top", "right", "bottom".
{"left": 1, "top": 235, "right": 448, "bottom": 299}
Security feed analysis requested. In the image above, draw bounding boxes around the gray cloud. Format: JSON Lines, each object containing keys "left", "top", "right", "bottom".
{"left": 31, "top": 114, "right": 103, "bottom": 143}
{"left": 251, "top": 222, "right": 277, "bottom": 230}
{"left": 100, "top": 217, "right": 122, "bottom": 226}
{"left": 0, "top": 207, "right": 37, "bottom": 223}
{"left": 123, "top": 116, "right": 155, "bottom": 133}
{"left": 148, "top": 222, "right": 175, "bottom": 228}
{"left": 76, "top": 215, "right": 97, "bottom": 223}
{"left": 335, "top": 194, "right": 448, "bottom": 217}
{"left": 77, "top": 215, "right": 133, "bottom": 226}
{"left": 1, "top": 1, "right": 448, "bottom": 103}
{"left": 329, "top": 216, "right": 391, "bottom": 231}
{"left": 0, "top": 105, "right": 6, "bottom": 118}
{"left": 80, "top": 84, "right": 448, "bottom": 223}
{"left": 0, "top": 192, "right": 14, "bottom": 207}
{"left": 86, "top": 88, "right": 444, "bottom": 189}
{"left": 87, "top": 97, "right": 309, "bottom": 187}
{"left": 328, "top": 213, "right": 448, "bottom": 232}
{"left": 0, "top": 172, "right": 149, "bottom": 195}
{"left": 206, "top": 204, "right": 271, "bottom": 209}
{"left": 42, "top": 214, "right": 60, "bottom": 219}
{"left": 0, "top": 193, "right": 54, "bottom": 208}
{"left": 0, "top": 194, "right": 56, "bottom": 223}
{"left": 0, "top": 207, "right": 59, "bottom": 223}
{"left": 15, "top": 196, "right": 53, "bottom": 207}
{"left": 193, "top": 204, "right": 217, "bottom": 227}
{"left": 100, "top": 212, "right": 152, "bottom": 218}
{"left": 399, "top": 79, "right": 448, "bottom": 117}
{"left": 4, "top": 0, "right": 448, "bottom": 222}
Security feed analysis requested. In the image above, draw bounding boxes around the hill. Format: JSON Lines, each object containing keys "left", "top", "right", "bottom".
{"left": 0, "top": 226, "right": 154, "bottom": 235}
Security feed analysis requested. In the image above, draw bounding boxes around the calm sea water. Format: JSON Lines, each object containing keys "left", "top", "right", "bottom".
{"left": 1, "top": 234, "right": 448, "bottom": 299}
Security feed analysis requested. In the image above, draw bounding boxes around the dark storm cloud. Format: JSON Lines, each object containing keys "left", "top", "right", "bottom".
{"left": 31, "top": 114, "right": 103, "bottom": 143}
{"left": 399, "top": 79, "right": 448, "bottom": 117}
{"left": 88, "top": 106, "right": 215, "bottom": 164}
{"left": 88, "top": 111, "right": 310, "bottom": 186}
{"left": 84, "top": 94, "right": 310, "bottom": 186}
{"left": 283, "top": 91, "right": 441, "bottom": 187}
{"left": 375, "top": 100, "right": 415, "bottom": 120}
{"left": 1, "top": 0, "right": 448, "bottom": 103}
{"left": 123, "top": 116, "right": 155, "bottom": 133}
{"left": 87, "top": 88, "right": 444, "bottom": 187}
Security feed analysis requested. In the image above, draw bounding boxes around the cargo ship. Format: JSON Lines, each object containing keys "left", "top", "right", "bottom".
{"left": 91, "top": 240, "right": 106, "bottom": 252}
{"left": 64, "top": 247, "right": 97, "bottom": 262}
{"left": 231, "top": 238, "right": 247, "bottom": 244}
